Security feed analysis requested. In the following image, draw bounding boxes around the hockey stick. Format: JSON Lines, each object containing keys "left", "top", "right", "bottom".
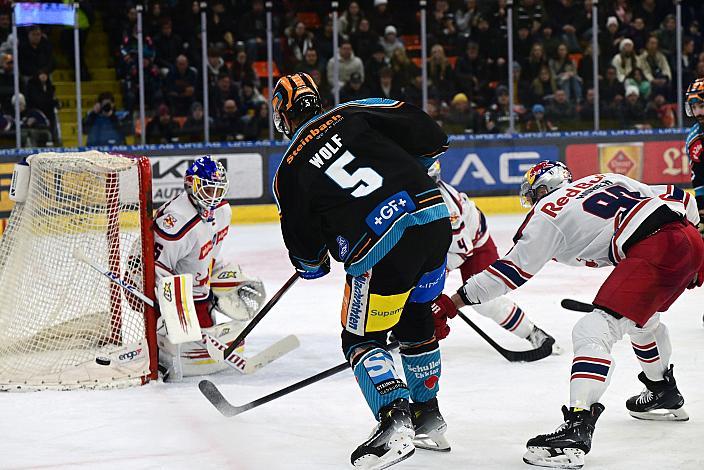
{"left": 456, "top": 311, "right": 553, "bottom": 362}
{"left": 561, "top": 299, "right": 595, "bottom": 312}
{"left": 214, "top": 273, "right": 299, "bottom": 361}
{"left": 74, "top": 249, "right": 156, "bottom": 307}
{"left": 200, "top": 341, "right": 400, "bottom": 418}
{"left": 204, "top": 333, "right": 300, "bottom": 374}
{"left": 74, "top": 249, "right": 297, "bottom": 374}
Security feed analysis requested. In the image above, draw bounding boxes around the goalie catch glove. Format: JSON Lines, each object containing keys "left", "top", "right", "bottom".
{"left": 211, "top": 264, "right": 267, "bottom": 321}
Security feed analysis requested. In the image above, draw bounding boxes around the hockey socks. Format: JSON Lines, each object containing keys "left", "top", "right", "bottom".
{"left": 473, "top": 297, "right": 534, "bottom": 339}
{"left": 629, "top": 318, "right": 671, "bottom": 382}
{"left": 399, "top": 342, "right": 441, "bottom": 404}
{"left": 353, "top": 347, "right": 410, "bottom": 418}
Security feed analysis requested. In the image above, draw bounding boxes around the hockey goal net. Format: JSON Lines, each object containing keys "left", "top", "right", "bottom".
{"left": 0, "top": 151, "right": 157, "bottom": 390}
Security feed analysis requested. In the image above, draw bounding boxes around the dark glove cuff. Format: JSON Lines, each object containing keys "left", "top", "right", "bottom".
{"left": 456, "top": 286, "right": 473, "bottom": 306}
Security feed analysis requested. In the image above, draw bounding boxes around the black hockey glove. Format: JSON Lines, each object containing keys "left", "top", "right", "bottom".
{"left": 295, "top": 255, "right": 331, "bottom": 280}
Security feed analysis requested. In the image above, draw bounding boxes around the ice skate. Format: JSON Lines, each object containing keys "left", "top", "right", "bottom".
{"left": 410, "top": 398, "right": 450, "bottom": 452}
{"left": 351, "top": 398, "right": 415, "bottom": 470}
{"left": 523, "top": 403, "right": 604, "bottom": 469}
{"left": 528, "top": 326, "right": 562, "bottom": 355}
{"left": 626, "top": 365, "right": 689, "bottom": 421}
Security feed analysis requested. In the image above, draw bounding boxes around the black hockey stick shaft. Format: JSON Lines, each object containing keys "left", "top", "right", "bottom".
{"left": 201, "top": 342, "right": 400, "bottom": 417}
{"left": 456, "top": 311, "right": 553, "bottom": 362}
{"left": 222, "top": 273, "right": 299, "bottom": 358}
{"left": 561, "top": 299, "right": 595, "bottom": 313}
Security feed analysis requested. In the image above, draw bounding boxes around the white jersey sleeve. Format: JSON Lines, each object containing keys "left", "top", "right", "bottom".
{"left": 438, "top": 181, "right": 489, "bottom": 270}
{"left": 459, "top": 173, "right": 694, "bottom": 305}
{"left": 460, "top": 207, "right": 564, "bottom": 304}
{"left": 153, "top": 192, "right": 232, "bottom": 301}
{"left": 650, "top": 184, "right": 700, "bottom": 226}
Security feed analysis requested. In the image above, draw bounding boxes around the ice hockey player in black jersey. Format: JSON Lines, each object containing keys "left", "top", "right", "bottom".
{"left": 272, "top": 72, "right": 452, "bottom": 469}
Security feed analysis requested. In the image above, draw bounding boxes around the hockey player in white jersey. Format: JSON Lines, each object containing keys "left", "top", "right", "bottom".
{"left": 432, "top": 161, "right": 704, "bottom": 468}
{"left": 152, "top": 156, "right": 266, "bottom": 380}
{"left": 428, "top": 162, "right": 558, "bottom": 354}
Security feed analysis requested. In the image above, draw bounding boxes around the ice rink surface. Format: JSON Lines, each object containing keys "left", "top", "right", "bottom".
{"left": 2, "top": 215, "right": 703, "bottom": 470}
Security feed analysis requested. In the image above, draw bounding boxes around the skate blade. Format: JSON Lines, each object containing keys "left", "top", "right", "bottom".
{"left": 523, "top": 447, "right": 585, "bottom": 469}
{"left": 629, "top": 407, "right": 689, "bottom": 422}
{"left": 413, "top": 432, "right": 451, "bottom": 452}
{"left": 353, "top": 434, "right": 415, "bottom": 470}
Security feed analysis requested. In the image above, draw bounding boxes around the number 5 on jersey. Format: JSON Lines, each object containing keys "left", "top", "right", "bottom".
{"left": 325, "top": 150, "right": 383, "bottom": 198}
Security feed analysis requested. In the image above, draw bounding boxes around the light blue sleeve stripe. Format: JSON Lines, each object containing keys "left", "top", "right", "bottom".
{"left": 346, "top": 203, "right": 450, "bottom": 276}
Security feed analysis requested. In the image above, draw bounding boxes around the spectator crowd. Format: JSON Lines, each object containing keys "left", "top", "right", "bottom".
{"left": 1, "top": 0, "right": 704, "bottom": 146}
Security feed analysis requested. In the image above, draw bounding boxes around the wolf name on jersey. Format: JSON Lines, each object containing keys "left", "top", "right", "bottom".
{"left": 461, "top": 173, "right": 699, "bottom": 304}
{"left": 686, "top": 121, "right": 704, "bottom": 211}
{"left": 273, "top": 98, "right": 450, "bottom": 276}
{"left": 437, "top": 180, "right": 489, "bottom": 270}
{"left": 153, "top": 191, "right": 232, "bottom": 301}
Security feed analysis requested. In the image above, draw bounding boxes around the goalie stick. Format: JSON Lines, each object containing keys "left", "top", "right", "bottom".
{"left": 74, "top": 249, "right": 298, "bottom": 374}
{"left": 457, "top": 311, "right": 553, "bottom": 362}
{"left": 200, "top": 342, "right": 400, "bottom": 418}
{"left": 204, "top": 333, "right": 300, "bottom": 374}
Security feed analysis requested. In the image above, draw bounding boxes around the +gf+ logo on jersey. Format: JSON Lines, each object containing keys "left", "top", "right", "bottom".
{"left": 374, "top": 198, "right": 408, "bottom": 225}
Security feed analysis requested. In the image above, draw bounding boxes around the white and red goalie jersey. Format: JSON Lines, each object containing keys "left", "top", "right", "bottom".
{"left": 153, "top": 191, "right": 231, "bottom": 302}
{"left": 437, "top": 180, "right": 490, "bottom": 270}
{"left": 460, "top": 173, "right": 700, "bottom": 304}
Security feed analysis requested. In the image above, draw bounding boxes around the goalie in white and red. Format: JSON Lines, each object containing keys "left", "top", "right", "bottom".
{"left": 152, "top": 155, "right": 266, "bottom": 380}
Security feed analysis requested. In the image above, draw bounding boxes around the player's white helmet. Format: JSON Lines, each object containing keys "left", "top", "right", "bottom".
{"left": 184, "top": 156, "right": 229, "bottom": 220}
{"left": 428, "top": 160, "right": 441, "bottom": 182}
{"left": 520, "top": 160, "right": 572, "bottom": 208}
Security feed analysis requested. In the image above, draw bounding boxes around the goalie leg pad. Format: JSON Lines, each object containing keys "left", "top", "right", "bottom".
{"left": 157, "top": 274, "right": 202, "bottom": 343}
{"left": 157, "top": 319, "right": 247, "bottom": 380}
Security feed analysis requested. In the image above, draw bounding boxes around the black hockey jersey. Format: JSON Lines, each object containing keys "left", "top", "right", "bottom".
{"left": 686, "top": 122, "right": 704, "bottom": 211}
{"left": 273, "top": 98, "right": 450, "bottom": 276}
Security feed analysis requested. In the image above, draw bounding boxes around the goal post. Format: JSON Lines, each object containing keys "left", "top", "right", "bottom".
{"left": 0, "top": 151, "right": 157, "bottom": 390}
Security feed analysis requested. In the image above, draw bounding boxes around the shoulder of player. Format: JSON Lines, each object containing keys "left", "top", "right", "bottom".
{"left": 215, "top": 200, "right": 232, "bottom": 218}
{"left": 685, "top": 124, "right": 704, "bottom": 159}
{"left": 154, "top": 194, "right": 201, "bottom": 240}
{"left": 281, "top": 99, "right": 404, "bottom": 165}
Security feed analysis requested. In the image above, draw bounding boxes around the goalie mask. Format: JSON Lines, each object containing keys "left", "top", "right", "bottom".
{"left": 520, "top": 160, "right": 572, "bottom": 208}
{"left": 272, "top": 72, "right": 322, "bottom": 138}
{"left": 685, "top": 77, "right": 704, "bottom": 126}
{"left": 184, "top": 156, "right": 229, "bottom": 221}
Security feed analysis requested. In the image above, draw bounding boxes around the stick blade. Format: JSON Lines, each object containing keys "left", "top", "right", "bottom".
{"left": 199, "top": 380, "right": 246, "bottom": 417}
{"left": 243, "top": 334, "right": 300, "bottom": 374}
{"left": 561, "top": 299, "right": 595, "bottom": 312}
{"left": 203, "top": 333, "right": 234, "bottom": 364}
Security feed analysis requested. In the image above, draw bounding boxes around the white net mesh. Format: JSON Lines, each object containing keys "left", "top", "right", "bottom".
{"left": 0, "top": 151, "right": 154, "bottom": 390}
